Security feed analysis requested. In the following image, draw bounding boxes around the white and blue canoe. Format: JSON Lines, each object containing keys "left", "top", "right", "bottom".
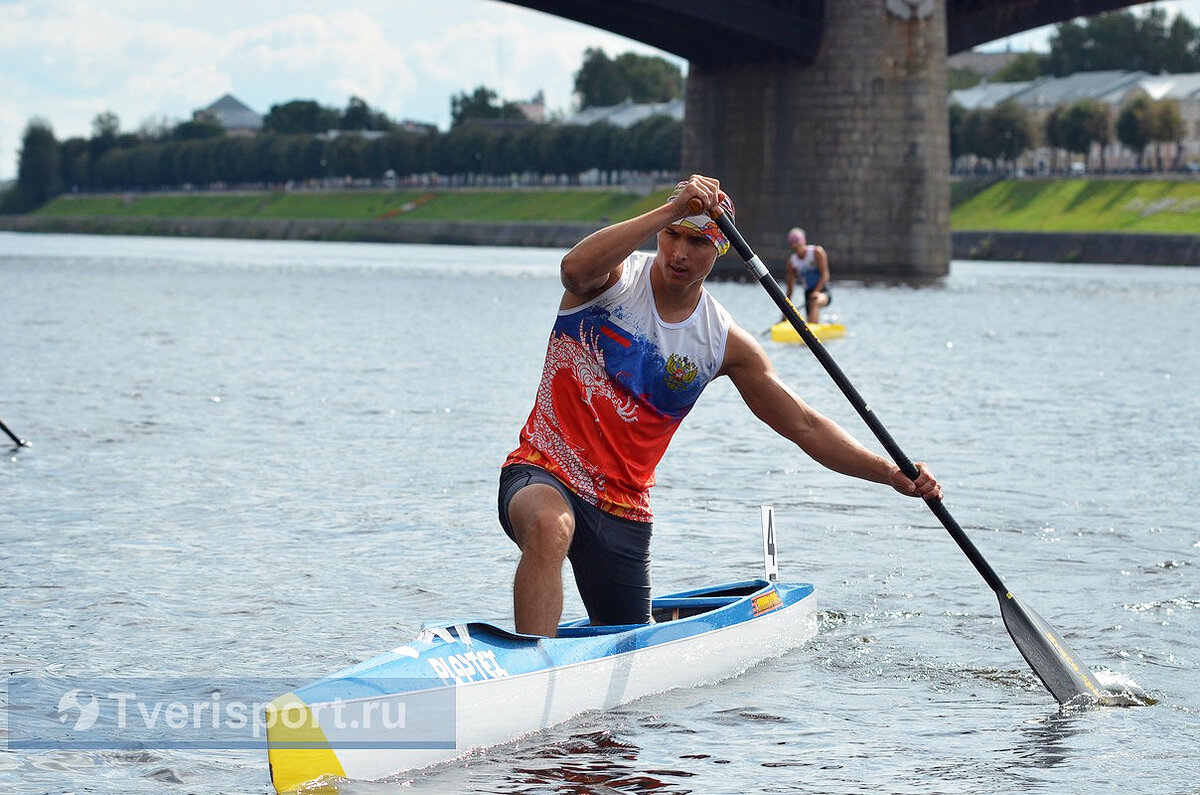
{"left": 266, "top": 509, "right": 816, "bottom": 792}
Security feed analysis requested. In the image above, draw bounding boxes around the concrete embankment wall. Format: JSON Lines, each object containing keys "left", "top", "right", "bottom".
{"left": 952, "top": 230, "right": 1198, "bottom": 267}
{"left": 2, "top": 215, "right": 1195, "bottom": 270}
{"left": 0, "top": 214, "right": 604, "bottom": 250}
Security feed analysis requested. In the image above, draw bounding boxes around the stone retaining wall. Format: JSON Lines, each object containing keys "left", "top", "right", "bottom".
{"left": 2, "top": 215, "right": 1194, "bottom": 273}
{"left": 952, "top": 230, "right": 1198, "bottom": 267}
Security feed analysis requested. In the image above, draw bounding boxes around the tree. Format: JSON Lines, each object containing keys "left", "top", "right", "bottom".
{"left": 1043, "top": 105, "right": 1068, "bottom": 173}
{"left": 1047, "top": 8, "right": 1200, "bottom": 76}
{"left": 1061, "top": 98, "right": 1112, "bottom": 172}
{"left": 89, "top": 111, "right": 120, "bottom": 161}
{"left": 574, "top": 48, "right": 625, "bottom": 109}
{"left": 574, "top": 48, "right": 684, "bottom": 110}
{"left": 15, "top": 119, "right": 63, "bottom": 210}
{"left": 1149, "top": 98, "right": 1184, "bottom": 171}
{"left": 1115, "top": 96, "right": 1152, "bottom": 169}
{"left": 59, "top": 137, "right": 91, "bottom": 190}
{"left": 174, "top": 117, "right": 225, "bottom": 141}
{"left": 980, "top": 101, "right": 1034, "bottom": 172}
{"left": 1163, "top": 15, "right": 1200, "bottom": 73}
{"left": 263, "top": 100, "right": 340, "bottom": 134}
{"left": 612, "top": 52, "right": 683, "bottom": 103}
{"left": 341, "top": 96, "right": 393, "bottom": 131}
{"left": 948, "top": 103, "right": 967, "bottom": 164}
{"left": 450, "top": 86, "right": 525, "bottom": 128}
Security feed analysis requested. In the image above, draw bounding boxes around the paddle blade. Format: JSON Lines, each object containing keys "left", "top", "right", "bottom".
{"left": 998, "top": 592, "right": 1105, "bottom": 705}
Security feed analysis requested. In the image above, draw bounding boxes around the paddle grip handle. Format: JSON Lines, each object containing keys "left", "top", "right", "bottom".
{"left": 685, "top": 197, "right": 725, "bottom": 218}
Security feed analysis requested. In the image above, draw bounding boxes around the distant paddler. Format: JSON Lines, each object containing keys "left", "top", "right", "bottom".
{"left": 783, "top": 227, "right": 831, "bottom": 323}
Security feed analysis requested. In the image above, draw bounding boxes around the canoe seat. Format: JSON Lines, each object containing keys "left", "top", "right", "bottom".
{"left": 651, "top": 595, "right": 740, "bottom": 622}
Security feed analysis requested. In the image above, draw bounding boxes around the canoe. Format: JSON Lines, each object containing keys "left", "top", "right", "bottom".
{"left": 266, "top": 577, "right": 817, "bottom": 791}
{"left": 770, "top": 320, "right": 846, "bottom": 344}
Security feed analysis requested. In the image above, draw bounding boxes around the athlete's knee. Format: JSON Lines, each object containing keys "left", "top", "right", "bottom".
{"left": 517, "top": 514, "right": 572, "bottom": 563}
{"left": 509, "top": 486, "right": 573, "bottom": 562}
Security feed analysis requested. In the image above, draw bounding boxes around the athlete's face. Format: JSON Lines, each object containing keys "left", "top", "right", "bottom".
{"left": 655, "top": 225, "right": 718, "bottom": 287}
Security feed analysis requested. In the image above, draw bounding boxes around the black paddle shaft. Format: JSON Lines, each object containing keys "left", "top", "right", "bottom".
{"left": 0, "top": 417, "right": 28, "bottom": 448}
{"left": 713, "top": 212, "right": 1009, "bottom": 596}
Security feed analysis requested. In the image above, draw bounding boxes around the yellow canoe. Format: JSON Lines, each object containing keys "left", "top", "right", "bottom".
{"left": 770, "top": 320, "right": 846, "bottom": 344}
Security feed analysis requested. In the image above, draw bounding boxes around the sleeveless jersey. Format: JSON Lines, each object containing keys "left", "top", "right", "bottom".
{"left": 788, "top": 246, "right": 820, "bottom": 291}
{"left": 504, "top": 251, "right": 732, "bottom": 522}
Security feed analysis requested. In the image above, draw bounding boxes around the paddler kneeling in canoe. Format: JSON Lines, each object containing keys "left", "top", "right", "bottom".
{"left": 498, "top": 174, "right": 942, "bottom": 637}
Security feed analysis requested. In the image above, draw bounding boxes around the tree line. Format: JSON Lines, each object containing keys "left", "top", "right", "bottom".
{"left": 2, "top": 49, "right": 684, "bottom": 212}
{"left": 951, "top": 7, "right": 1200, "bottom": 87}
{"left": 951, "top": 94, "right": 1185, "bottom": 174}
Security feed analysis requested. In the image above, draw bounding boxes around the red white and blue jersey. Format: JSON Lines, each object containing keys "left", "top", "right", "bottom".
{"left": 505, "top": 252, "right": 732, "bottom": 521}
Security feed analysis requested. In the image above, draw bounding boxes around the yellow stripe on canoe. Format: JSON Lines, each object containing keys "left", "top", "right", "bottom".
{"left": 769, "top": 321, "right": 846, "bottom": 344}
{"left": 266, "top": 692, "right": 346, "bottom": 793}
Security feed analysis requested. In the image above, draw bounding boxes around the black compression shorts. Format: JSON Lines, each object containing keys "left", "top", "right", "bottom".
{"left": 498, "top": 463, "right": 652, "bottom": 626}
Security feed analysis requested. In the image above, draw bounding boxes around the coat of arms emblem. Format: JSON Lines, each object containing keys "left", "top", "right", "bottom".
{"left": 665, "top": 354, "right": 699, "bottom": 391}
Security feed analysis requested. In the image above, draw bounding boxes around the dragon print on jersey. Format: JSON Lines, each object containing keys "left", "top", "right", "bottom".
{"left": 525, "top": 321, "right": 637, "bottom": 505}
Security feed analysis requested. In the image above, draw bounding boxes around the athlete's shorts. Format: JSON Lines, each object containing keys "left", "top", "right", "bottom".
{"left": 498, "top": 463, "right": 652, "bottom": 626}
{"left": 805, "top": 285, "right": 831, "bottom": 306}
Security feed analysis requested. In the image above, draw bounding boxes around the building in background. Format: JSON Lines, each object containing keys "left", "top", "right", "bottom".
{"left": 194, "top": 95, "right": 263, "bottom": 136}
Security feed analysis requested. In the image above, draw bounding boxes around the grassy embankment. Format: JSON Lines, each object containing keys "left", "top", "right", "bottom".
{"left": 31, "top": 179, "right": 1200, "bottom": 234}
{"left": 950, "top": 179, "right": 1200, "bottom": 234}
{"left": 32, "top": 190, "right": 671, "bottom": 224}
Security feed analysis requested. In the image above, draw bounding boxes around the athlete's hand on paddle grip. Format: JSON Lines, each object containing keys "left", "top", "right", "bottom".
{"left": 891, "top": 461, "right": 942, "bottom": 502}
{"left": 669, "top": 174, "right": 726, "bottom": 219}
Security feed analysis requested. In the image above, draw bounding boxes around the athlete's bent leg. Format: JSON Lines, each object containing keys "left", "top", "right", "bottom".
{"left": 507, "top": 483, "right": 575, "bottom": 637}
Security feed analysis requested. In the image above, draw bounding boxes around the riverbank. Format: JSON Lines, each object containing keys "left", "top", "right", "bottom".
{"left": 2, "top": 179, "right": 1196, "bottom": 269}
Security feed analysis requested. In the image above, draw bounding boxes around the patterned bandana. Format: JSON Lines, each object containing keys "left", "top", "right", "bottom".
{"left": 672, "top": 193, "right": 736, "bottom": 257}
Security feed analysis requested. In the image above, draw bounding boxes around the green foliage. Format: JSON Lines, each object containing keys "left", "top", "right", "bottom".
{"left": 573, "top": 48, "right": 683, "bottom": 110}
{"left": 15, "top": 118, "right": 62, "bottom": 210}
{"left": 449, "top": 87, "right": 526, "bottom": 129}
{"left": 341, "top": 96, "right": 394, "bottom": 131}
{"left": 954, "top": 102, "right": 1033, "bottom": 169}
{"left": 37, "top": 112, "right": 684, "bottom": 193}
{"left": 174, "top": 118, "right": 225, "bottom": 141}
{"left": 263, "top": 100, "right": 341, "bottom": 134}
{"left": 1047, "top": 8, "right": 1200, "bottom": 75}
{"left": 1115, "top": 96, "right": 1152, "bottom": 166}
{"left": 992, "top": 52, "right": 1046, "bottom": 82}
{"left": 1059, "top": 98, "right": 1111, "bottom": 157}
{"left": 947, "top": 67, "right": 980, "bottom": 91}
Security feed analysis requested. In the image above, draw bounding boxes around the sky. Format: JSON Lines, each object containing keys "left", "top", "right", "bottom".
{"left": 2, "top": 0, "right": 1198, "bottom": 183}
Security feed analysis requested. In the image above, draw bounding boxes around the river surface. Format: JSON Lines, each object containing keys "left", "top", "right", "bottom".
{"left": 2, "top": 232, "right": 1197, "bottom": 794}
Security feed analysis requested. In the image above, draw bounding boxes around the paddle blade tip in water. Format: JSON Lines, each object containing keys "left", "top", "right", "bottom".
{"left": 999, "top": 593, "right": 1109, "bottom": 706}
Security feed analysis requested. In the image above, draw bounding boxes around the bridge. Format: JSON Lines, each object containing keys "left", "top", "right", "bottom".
{"left": 510, "top": 1, "right": 1148, "bottom": 277}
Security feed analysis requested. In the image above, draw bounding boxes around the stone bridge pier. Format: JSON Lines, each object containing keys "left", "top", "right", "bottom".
{"left": 685, "top": 0, "right": 951, "bottom": 279}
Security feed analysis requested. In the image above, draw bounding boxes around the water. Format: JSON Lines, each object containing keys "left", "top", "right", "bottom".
{"left": 2, "top": 232, "right": 1197, "bottom": 794}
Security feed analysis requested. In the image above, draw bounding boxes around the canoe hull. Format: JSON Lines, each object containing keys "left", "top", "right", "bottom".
{"left": 267, "top": 580, "right": 816, "bottom": 791}
{"left": 770, "top": 321, "right": 845, "bottom": 344}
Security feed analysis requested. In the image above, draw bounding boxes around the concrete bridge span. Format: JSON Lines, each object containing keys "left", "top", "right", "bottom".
{"left": 510, "top": 0, "right": 1149, "bottom": 277}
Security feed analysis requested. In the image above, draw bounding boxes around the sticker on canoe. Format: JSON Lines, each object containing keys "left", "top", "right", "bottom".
{"left": 428, "top": 650, "right": 510, "bottom": 685}
{"left": 751, "top": 589, "right": 783, "bottom": 616}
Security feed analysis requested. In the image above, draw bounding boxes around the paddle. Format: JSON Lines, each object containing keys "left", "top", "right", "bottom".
{"left": 691, "top": 198, "right": 1107, "bottom": 705}
{"left": 1, "top": 417, "right": 29, "bottom": 448}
